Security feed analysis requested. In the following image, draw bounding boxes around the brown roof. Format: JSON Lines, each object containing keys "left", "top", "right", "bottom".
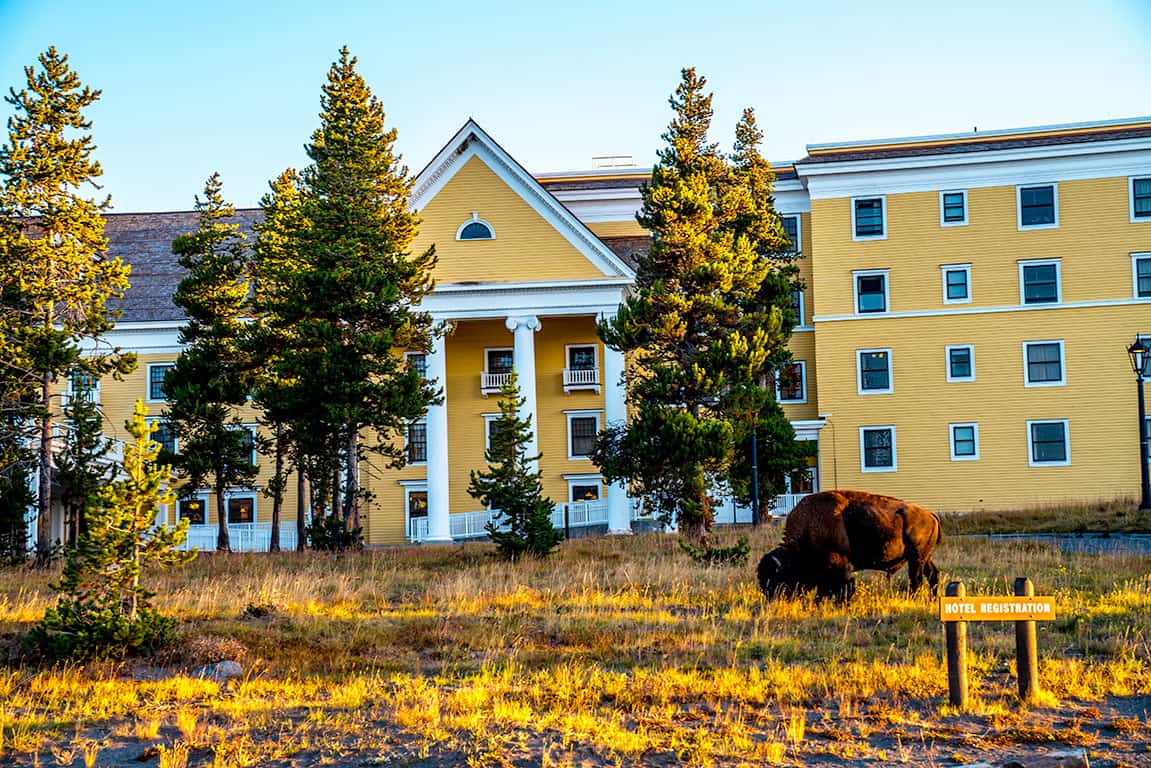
{"left": 104, "top": 209, "right": 261, "bottom": 323}
{"left": 537, "top": 165, "right": 798, "bottom": 189}
{"left": 599, "top": 236, "right": 650, "bottom": 270}
{"left": 799, "top": 125, "right": 1151, "bottom": 165}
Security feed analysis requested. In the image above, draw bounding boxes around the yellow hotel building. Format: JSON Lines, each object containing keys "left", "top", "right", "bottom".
{"left": 49, "top": 116, "right": 1151, "bottom": 549}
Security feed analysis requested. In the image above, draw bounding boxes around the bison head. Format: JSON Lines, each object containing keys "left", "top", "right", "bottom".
{"left": 756, "top": 547, "right": 804, "bottom": 599}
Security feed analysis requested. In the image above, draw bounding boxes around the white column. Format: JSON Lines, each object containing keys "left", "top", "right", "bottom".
{"left": 505, "top": 315, "right": 541, "bottom": 463}
{"left": 601, "top": 319, "right": 632, "bottom": 534}
{"left": 425, "top": 331, "right": 452, "bottom": 543}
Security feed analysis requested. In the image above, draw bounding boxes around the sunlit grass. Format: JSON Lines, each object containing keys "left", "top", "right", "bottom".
{"left": 0, "top": 525, "right": 1148, "bottom": 765}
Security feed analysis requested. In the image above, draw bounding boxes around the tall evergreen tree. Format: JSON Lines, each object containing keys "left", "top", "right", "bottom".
{"left": 469, "top": 374, "right": 562, "bottom": 560}
{"left": 55, "top": 374, "right": 115, "bottom": 543}
{"left": 0, "top": 48, "right": 135, "bottom": 561}
{"left": 596, "top": 69, "right": 797, "bottom": 541}
{"left": 165, "top": 173, "right": 256, "bottom": 553}
{"left": 264, "top": 48, "right": 440, "bottom": 524}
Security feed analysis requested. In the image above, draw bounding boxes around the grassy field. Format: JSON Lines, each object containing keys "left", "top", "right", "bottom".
{"left": 940, "top": 498, "right": 1151, "bottom": 535}
{"left": 1, "top": 524, "right": 1149, "bottom": 767}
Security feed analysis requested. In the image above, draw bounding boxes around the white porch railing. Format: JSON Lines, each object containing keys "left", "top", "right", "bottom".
{"left": 177, "top": 522, "right": 299, "bottom": 552}
{"left": 409, "top": 500, "right": 609, "bottom": 543}
{"left": 562, "top": 368, "right": 601, "bottom": 391}
{"left": 480, "top": 371, "right": 512, "bottom": 395}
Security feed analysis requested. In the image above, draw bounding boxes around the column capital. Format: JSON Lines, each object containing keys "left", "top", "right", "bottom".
{"left": 505, "top": 315, "right": 541, "bottom": 332}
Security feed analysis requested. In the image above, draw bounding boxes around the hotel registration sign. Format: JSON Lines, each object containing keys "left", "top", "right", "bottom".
{"left": 939, "top": 595, "right": 1055, "bottom": 622}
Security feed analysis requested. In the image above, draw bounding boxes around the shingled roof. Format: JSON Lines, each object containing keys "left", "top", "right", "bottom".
{"left": 104, "top": 209, "right": 261, "bottom": 323}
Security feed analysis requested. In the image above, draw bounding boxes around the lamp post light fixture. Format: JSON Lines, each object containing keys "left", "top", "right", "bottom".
{"left": 1127, "top": 336, "right": 1151, "bottom": 511}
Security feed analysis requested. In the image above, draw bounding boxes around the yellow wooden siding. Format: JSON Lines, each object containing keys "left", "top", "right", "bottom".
{"left": 810, "top": 177, "right": 1146, "bottom": 317}
{"left": 585, "top": 220, "right": 648, "bottom": 238}
{"left": 409, "top": 156, "right": 612, "bottom": 284}
{"left": 813, "top": 306, "right": 1146, "bottom": 512}
{"left": 781, "top": 330, "right": 818, "bottom": 421}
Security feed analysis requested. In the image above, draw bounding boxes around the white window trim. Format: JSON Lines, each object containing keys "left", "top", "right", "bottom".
{"left": 1027, "top": 419, "right": 1071, "bottom": 467}
{"left": 1132, "top": 253, "right": 1151, "bottom": 299}
{"left": 404, "top": 351, "right": 428, "bottom": 376}
{"left": 176, "top": 492, "right": 210, "bottom": 526}
{"left": 564, "top": 474, "right": 603, "bottom": 503}
{"left": 1016, "top": 182, "right": 1059, "bottom": 231}
{"left": 1022, "top": 340, "right": 1066, "bottom": 388}
{"left": 405, "top": 418, "right": 428, "bottom": 466}
{"left": 565, "top": 410, "right": 601, "bottom": 461}
{"left": 940, "top": 263, "right": 972, "bottom": 305}
{"left": 1129, "top": 177, "right": 1151, "bottom": 224}
{"left": 223, "top": 489, "right": 259, "bottom": 525}
{"left": 939, "top": 189, "right": 968, "bottom": 227}
{"left": 565, "top": 343, "right": 599, "bottom": 371}
{"left": 145, "top": 362, "right": 175, "bottom": 403}
{"left": 853, "top": 268, "right": 890, "bottom": 315}
{"left": 63, "top": 372, "right": 100, "bottom": 406}
{"left": 781, "top": 213, "right": 802, "bottom": 254}
{"left": 859, "top": 425, "right": 897, "bottom": 473}
{"left": 1017, "top": 258, "right": 1062, "bottom": 305}
{"left": 455, "top": 212, "right": 496, "bottom": 241}
{"left": 791, "top": 287, "right": 806, "bottom": 328}
{"left": 483, "top": 347, "right": 514, "bottom": 372}
{"left": 241, "top": 424, "right": 258, "bottom": 466}
{"left": 775, "top": 360, "right": 807, "bottom": 404}
{"left": 146, "top": 417, "right": 178, "bottom": 454}
{"left": 851, "top": 195, "right": 887, "bottom": 241}
{"left": 949, "top": 422, "right": 980, "bottom": 461}
{"left": 400, "top": 482, "right": 428, "bottom": 539}
{"left": 856, "top": 348, "right": 894, "bottom": 395}
{"left": 481, "top": 413, "right": 501, "bottom": 452}
{"left": 945, "top": 344, "right": 976, "bottom": 383}
{"left": 1137, "top": 334, "right": 1151, "bottom": 383}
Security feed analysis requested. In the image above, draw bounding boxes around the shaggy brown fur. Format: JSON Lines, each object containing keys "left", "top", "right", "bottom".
{"left": 757, "top": 490, "right": 942, "bottom": 602}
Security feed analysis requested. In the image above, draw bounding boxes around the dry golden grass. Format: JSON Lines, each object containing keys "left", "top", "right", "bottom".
{"left": 941, "top": 497, "right": 1151, "bottom": 535}
{"left": 0, "top": 527, "right": 1148, "bottom": 766}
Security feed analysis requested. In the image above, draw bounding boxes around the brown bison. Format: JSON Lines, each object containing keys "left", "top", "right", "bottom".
{"left": 757, "top": 490, "right": 942, "bottom": 602}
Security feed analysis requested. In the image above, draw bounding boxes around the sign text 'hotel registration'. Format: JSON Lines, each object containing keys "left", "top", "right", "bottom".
{"left": 939, "top": 596, "right": 1056, "bottom": 622}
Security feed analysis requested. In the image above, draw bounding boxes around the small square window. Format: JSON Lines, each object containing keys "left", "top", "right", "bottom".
{"left": 407, "top": 421, "right": 427, "bottom": 463}
{"left": 178, "top": 498, "right": 205, "bottom": 525}
{"left": 570, "top": 483, "right": 600, "bottom": 502}
{"left": 406, "top": 352, "right": 428, "bottom": 378}
{"left": 941, "top": 191, "right": 967, "bottom": 225}
{"left": 148, "top": 364, "right": 175, "bottom": 401}
{"left": 1024, "top": 341, "right": 1065, "bottom": 386}
{"left": 227, "top": 496, "right": 255, "bottom": 524}
{"left": 1028, "top": 420, "right": 1069, "bottom": 466}
{"left": 486, "top": 349, "right": 513, "bottom": 374}
{"left": 781, "top": 215, "right": 800, "bottom": 253}
{"left": 854, "top": 271, "right": 888, "bottom": 313}
{"left": 858, "top": 349, "right": 892, "bottom": 394}
{"left": 568, "top": 414, "right": 599, "bottom": 459}
{"left": 1134, "top": 255, "right": 1151, "bottom": 299}
{"left": 950, "top": 423, "right": 979, "bottom": 461}
{"left": 1018, "top": 184, "right": 1058, "bottom": 228}
{"left": 860, "top": 426, "right": 896, "bottom": 472}
{"left": 946, "top": 345, "right": 975, "bottom": 382}
{"left": 941, "top": 264, "right": 970, "bottom": 304}
{"left": 568, "top": 345, "right": 597, "bottom": 371}
{"left": 775, "top": 361, "right": 806, "bottom": 403}
{"left": 1131, "top": 178, "right": 1151, "bottom": 221}
{"left": 1020, "top": 261, "right": 1060, "bottom": 304}
{"left": 853, "top": 197, "right": 886, "bottom": 239}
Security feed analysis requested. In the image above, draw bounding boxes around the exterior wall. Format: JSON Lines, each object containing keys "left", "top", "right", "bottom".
{"left": 782, "top": 211, "right": 819, "bottom": 422}
{"left": 809, "top": 174, "right": 1150, "bottom": 511}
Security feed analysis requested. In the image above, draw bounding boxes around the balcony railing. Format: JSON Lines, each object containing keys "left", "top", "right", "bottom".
{"left": 176, "top": 522, "right": 299, "bottom": 552}
{"left": 409, "top": 500, "right": 609, "bottom": 542}
{"left": 563, "top": 367, "right": 601, "bottom": 393}
{"left": 481, "top": 371, "right": 512, "bottom": 396}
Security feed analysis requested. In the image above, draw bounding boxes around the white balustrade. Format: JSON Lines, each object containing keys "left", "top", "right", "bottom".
{"left": 176, "top": 522, "right": 299, "bottom": 552}
{"left": 480, "top": 371, "right": 512, "bottom": 394}
{"left": 562, "top": 367, "right": 601, "bottom": 390}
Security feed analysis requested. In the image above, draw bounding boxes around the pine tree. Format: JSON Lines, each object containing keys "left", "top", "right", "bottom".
{"left": 55, "top": 374, "right": 115, "bottom": 543}
{"left": 469, "top": 374, "right": 562, "bottom": 560}
{"left": 165, "top": 173, "right": 256, "bottom": 553}
{"left": 0, "top": 48, "right": 135, "bottom": 561}
{"left": 596, "top": 69, "right": 797, "bottom": 542}
{"left": 263, "top": 48, "right": 439, "bottom": 524}
{"left": 30, "top": 400, "right": 194, "bottom": 660}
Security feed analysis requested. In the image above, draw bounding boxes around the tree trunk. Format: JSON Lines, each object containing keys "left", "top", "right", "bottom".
{"left": 331, "top": 464, "right": 342, "bottom": 521}
{"left": 344, "top": 428, "right": 358, "bottom": 530}
{"left": 296, "top": 467, "right": 306, "bottom": 551}
{"left": 215, "top": 484, "right": 231, "bottom": 553}
{"left": 678, "top": 464, "right": 711, "bottom": 543}
{"left": 35, "top": 370, "right": 53, "bottom": 566}
{"left": 270, "top": 423, "right": 283, "bottom": 553}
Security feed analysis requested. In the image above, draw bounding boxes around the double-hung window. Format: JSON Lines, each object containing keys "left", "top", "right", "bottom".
{"left": 407, "top": 420, "right": 427, "bottom": 464}
{"left": 1133, "top": 254, "right": 1151, "bottom": 299}
{"left": 860, "top": 426, "right": 896, "bottom": 472}
{"left": 852, "top": 197, "right": 886, "bottom": 239}
{"left": 941, "top": 263, "right": 971, "bottom": 304}
{"left": 178, "top": 498, "right": 206, "bottom": 525}
{"left": 854, "top": 270, "right": 889, "bottom": 314}
{"left": 1028, "top": 420, "right": 1070, "bottom": 466}
{"left": 946, "top": 345, "right": 975, "bottom": 382}
{"left": 147, "top": 363, "right": 175, "bottom": 402}
{"left": 1017, "top": 184, "right": 1058, "bottom": 229}
{"left": 781, "top": 215, "right": 800, "bottom": 254}
{"left": 151, "top": 418, "right": 177, "bottom": 456}
{"left": 857, "top": 349, "right": 892, "bottom": 394}
{"left": 1023, "top": 341, "right": 1065, "bottom": 387}
{"left": 940, "top": 190, "right": 967, "bottom": 226}
{"left": 775, "top": 361, "right": 806, "bottom": 403}
{"left": 1019, "top": 260, "right": 1061, "bottom": 304}
{"left": 405, "top": 352, "right": 428, "bottom": 378}
{"left": 567, "top": 412, "right": 600, "bottom": 460}
{"left": 227, "top": 495, "right": 256, "bottom": 524}
{"left": 949, "top": 423, "right": 979, "bottom": 461}
{"left": 1131, "top": 177, "right": 1151, "bottom": 222}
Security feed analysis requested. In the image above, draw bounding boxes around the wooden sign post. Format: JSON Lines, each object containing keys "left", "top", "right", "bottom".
{"left": 940, "top": 577, "right": 1055, "bottom": 706}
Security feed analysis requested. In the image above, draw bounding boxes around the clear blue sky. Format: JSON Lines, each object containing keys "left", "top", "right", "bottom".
{"left": 2, "top": 0, "right": 1149, "bottom": 212}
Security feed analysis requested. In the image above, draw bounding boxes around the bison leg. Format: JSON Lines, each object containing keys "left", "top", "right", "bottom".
{"left": 907, "top": 556, "right": 939, "bottom": 593}
{"left": 816, "top": 554, "right": 855, "bottom": 604}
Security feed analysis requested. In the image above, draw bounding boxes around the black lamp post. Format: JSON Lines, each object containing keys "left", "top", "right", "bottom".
{"left": 1127, "top": 336, "right": 1151, "bottom": 511}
